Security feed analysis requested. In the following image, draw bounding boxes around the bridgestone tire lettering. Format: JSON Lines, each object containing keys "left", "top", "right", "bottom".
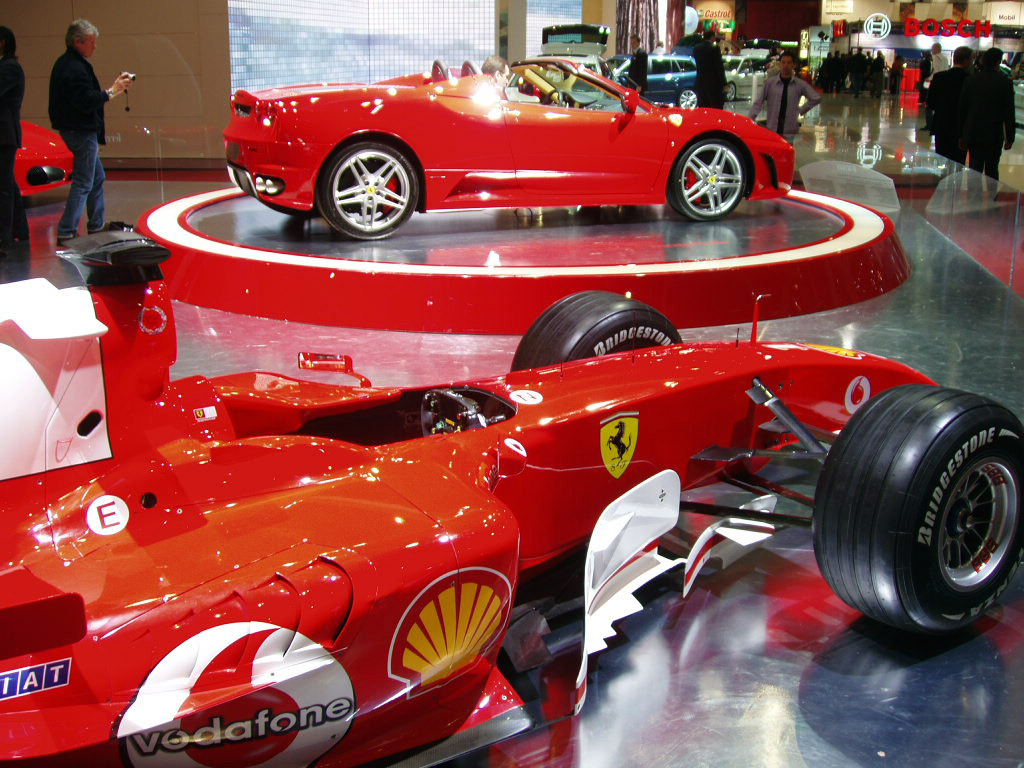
{"left": 511, "top": 291, "right": 681, "bottom": 371}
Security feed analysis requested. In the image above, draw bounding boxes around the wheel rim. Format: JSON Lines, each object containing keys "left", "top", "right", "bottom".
{"left": 678, "top": 90, "right": 697, "bottom": 109}
{"left": 726, "top": 83, "right": 737, "bottom": 100}
{"left": 937, "top": 457, "right": 1019, "bottom": 590}
{"left": 680, "top": 143, "right": 743, "bottom": 217}
{"left": 328, "top": 149, "right": 412, "bottom": 234}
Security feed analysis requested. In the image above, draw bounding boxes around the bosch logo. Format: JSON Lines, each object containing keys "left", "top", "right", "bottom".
{"left": 863, "top": 13, "right": 892, "bottom": 39}
{"left": 118, "top": 622, "right": 355, "bottom": 768}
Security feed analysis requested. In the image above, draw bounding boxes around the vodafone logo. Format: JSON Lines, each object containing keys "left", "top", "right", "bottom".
{"left": 845, "top": 376, "right": 871, "bottom": 414}
{"left": 118, "top": 623, "right": 355, "bottom": 767}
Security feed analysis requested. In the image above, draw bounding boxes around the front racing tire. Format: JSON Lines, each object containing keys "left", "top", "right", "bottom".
{"left": 667, "top": 138, "right": 746, "bottom": 221}
{"left": 813, "top": 385, "right": 1024, "bottom": 633}
{"left": 511, "top": 291, "right": 681, "bottom": 371}
{"left": 316, "top": 141, "right": 418, "bottom": 240}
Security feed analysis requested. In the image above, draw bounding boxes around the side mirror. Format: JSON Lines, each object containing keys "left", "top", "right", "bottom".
{"left": 621, "top": 88, "right": 640, "bottom": 113}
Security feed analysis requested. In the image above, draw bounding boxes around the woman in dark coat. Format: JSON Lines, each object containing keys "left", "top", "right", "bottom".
{"left": 0, "top": 25, "right": 28, "bottom": 254}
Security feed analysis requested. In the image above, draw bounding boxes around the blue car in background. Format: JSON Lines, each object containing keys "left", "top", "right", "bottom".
{"left": 609, "top": 53, "right": 699, "bottom": 108}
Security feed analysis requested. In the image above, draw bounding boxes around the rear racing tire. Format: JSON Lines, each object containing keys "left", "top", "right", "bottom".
{"left": 813, "top": 385, "right": 1024, "bottom": 633}
{"left": 667, "top": 138, "right": 746, "bottom": 222}
{"left": 511, "top": 291, "right": 681, "bottom": 371}
{"left": 316, "top": 141, "right": 418, "bottom": 240}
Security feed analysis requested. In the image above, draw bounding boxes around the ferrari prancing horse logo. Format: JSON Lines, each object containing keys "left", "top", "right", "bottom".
{"left": 601, "top": 412, "right": 639, "bottom": 478}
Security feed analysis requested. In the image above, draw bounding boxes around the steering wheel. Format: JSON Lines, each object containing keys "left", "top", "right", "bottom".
{"left": 421, "top": 389, "right": 487, "bottom": 435}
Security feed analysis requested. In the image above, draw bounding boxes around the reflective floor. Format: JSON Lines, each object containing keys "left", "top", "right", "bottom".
{"left": 5, "top": 93, "right": 1024, "bottom": 768}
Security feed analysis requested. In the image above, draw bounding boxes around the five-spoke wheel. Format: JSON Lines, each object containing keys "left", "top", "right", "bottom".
{"left": 316, "top": 142, "right": 418, "bottom": 240}
{"left": 667, "top": 138, "right": 745, "bottom": 221}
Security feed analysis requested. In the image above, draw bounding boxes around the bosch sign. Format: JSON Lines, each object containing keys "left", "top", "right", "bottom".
{"left": 904, "top": 17, "right": 993, "bottom": 36}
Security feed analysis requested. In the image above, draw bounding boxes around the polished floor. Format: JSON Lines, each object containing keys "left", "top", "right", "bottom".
{"left": 6, "top": 92, "right": 1024, "bottom": 768}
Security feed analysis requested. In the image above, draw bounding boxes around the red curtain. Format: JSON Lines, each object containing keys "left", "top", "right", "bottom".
{"left": 616, "top": 0, "right": 659, "bottom": 52}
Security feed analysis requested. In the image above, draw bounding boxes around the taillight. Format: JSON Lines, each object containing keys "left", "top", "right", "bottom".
{"left": 253, "top": 100, "right": 279, "bottom": 127}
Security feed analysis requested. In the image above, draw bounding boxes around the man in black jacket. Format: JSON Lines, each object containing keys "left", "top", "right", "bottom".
{"left": 629, "top": 34, "right": 648, "bottom": 95}
{"left": 959, "top": 46, "right": 1015, "bottom": 181}
{"left": 927, "top": 45, "right": 973, "bottom": 165}
{"left": 693, "top": 28, "right": 726, "bottom": 108}
{"left": 0, "top": 25, "right": 26, "bottom": 255}
{"left": 48, "top": 19, "right": 132, "bottom": 243}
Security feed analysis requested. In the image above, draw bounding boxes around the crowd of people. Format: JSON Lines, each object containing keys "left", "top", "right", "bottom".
{"left": 701, "top": 40, "right": 1015, "bottom": 179}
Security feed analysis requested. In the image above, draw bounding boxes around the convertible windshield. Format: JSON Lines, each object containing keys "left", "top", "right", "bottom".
{"left": 507, "top": 62, "right": 632, "bottom": 112}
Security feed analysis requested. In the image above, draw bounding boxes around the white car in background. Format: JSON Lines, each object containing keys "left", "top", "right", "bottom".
{"left": 723, "top": 55, "right": 769, "bottom": 101}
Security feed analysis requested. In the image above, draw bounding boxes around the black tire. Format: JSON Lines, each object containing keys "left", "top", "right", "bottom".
{"left": 725, "top": 82, "right": 737, "bottom": 101}
{"left": 667, "top": 138, "right": 746, "bottom": 221}
{"left": 511, "top": 291, "right": 681, "bottom": 371}
{"left": 813, "top": 385, "right": 1024, "bottom": 633}
{"left": 315, "top": 142, "right": 418, "bottom": 240}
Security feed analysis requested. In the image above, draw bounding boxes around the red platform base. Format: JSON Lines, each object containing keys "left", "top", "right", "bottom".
{"left": 138, "top": 190, "right": 909, "bottom": 335}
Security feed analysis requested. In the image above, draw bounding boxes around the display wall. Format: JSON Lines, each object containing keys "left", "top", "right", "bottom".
{"left": 228, "top": 0, "right": 497, "bottom": 90}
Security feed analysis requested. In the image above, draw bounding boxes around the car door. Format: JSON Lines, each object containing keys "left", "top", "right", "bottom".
{"left": 645, "top": 56, "right": 675, "bottom": 104}
{"left": 504, "top": 63, "right": 669, "bottom": 200}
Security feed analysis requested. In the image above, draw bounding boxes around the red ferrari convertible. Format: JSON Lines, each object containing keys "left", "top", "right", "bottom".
{"left": 16, "top": 121, "right": 73, "bottom": 196}
{"left": 224, "top": 58, "right": 794, "bottom": 239}
{"left": 1, "top": 232, "right": 1021, "bottom": 767}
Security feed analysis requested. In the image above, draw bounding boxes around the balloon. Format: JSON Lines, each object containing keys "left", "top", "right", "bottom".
{"left": 684, "top": 5, "right": 699, "bottom": 34}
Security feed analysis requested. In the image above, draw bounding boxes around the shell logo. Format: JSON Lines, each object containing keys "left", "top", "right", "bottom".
{"left": 805, "top": 343, "right": 864, "bottom": 359}
{"left": 388, "top": 568, "right": 512, "bottom": 695}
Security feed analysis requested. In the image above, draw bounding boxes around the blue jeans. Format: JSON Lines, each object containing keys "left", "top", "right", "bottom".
{"left": 58, "top": 130, "right": 105, "bottom": 239}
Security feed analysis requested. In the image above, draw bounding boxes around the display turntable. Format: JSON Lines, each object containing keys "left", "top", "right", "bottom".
{"left": 139, "top": 188, "right": 909, "bottom": 334}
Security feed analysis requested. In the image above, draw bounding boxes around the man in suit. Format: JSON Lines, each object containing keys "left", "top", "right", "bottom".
{"left": 926, "top": 45, "right": 973, "bottom": 165}
{"left": 0, "top": 25, "right": 26, "bottom": 255}
{"left": 693, "top": 28, "right": 726, "bottom": 108}
{"left": 959, "top": 46, "right": 1015, "bottom": 180}
{"left": 629, "top": 34, "right": 648, "bottom": 95}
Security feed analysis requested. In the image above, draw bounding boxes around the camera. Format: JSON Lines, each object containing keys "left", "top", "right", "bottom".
{"left": 127, "top": 73, "right": 137, "bottom": 81}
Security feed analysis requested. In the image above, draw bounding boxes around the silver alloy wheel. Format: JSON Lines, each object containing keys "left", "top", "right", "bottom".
{"left": 725, "top": 82, "right": 737, "bottom": 101}
{"left": 938, "top": 458, "right": 1020, "bottom": 589}
{"left": 679, "top": 142, "right": 743, "bottom": 217}
{"left": 678, "top": 89, "right": 697, "bottom": 109}
{"left": 327, "top": 148, "right": 413, "bottom": 235}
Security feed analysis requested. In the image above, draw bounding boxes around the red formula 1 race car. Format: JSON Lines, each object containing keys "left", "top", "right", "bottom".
{"left": 2, "top": 233, "right": 1022, "bottom": 768}
{"left": 223, "top": 57, "right": 794, "bottom": 240}
{"left": 16, "top": 122, "right": 73, "bottom": 196}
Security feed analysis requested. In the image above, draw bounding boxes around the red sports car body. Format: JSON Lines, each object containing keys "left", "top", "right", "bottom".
{"left": 223, "top": 58, "right": 794, "bottom": 239}
{"left": 1, "top": 233, "right": 1021, "bottom": 768}
{"left": 16, "top": 122, "right": 73, "bottom": 195}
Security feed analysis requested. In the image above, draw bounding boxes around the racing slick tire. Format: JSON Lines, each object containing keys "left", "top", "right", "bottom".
{"left": 813, "top": 384, "right": 1024, "bottom": 633}
{"left": 316, "top": 141, "right": 419, "bottom": 240}
{"left": 511, "top": 290, "right": 681, "bottom": 371}
{"left": 667, "top": 138, "right": 746, "bottom": 222}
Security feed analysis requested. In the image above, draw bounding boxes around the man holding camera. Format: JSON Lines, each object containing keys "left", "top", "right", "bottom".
{"left": 48, "top": 19, "right": 133, "bottom": 243}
